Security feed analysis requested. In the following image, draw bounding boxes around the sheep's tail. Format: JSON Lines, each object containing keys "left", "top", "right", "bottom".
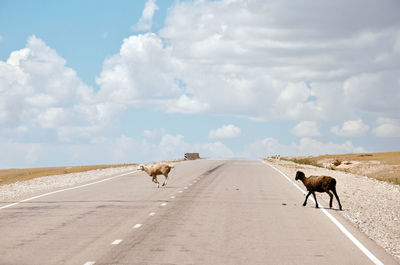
{"left": 168, "top": 164, "right": 174, "bottom": 168}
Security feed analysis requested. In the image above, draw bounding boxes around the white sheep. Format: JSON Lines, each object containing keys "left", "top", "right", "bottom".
{"left": 138, "top": 163, "right": 174, "bottom": 188}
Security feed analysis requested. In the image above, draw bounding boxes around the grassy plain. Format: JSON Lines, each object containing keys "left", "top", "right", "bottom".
{"left": 282, "top": 152, "right": 400, "bottom": 185}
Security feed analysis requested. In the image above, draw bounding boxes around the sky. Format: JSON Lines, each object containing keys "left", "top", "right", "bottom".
{"left": 0, "top": 0, "right": 400, "bottom": 168}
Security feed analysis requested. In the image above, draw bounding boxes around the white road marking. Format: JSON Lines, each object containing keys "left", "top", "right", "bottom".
{"left": 178, "top": 190, "right": 183, "bottom": 193}
{"left": 160, "top": 202, "right": 167, "bottom": 206}
{"left": 133, "top": 223, "right": 143, "bottom": 229}
{"left": 83, "top": 262, "right": 96, "bottom": 265}
{"left": 0, "top": 170, "right": 138, "bottom": 211}
{"left": 170, "top": 196, "right": 175, "bottom": 199}
{"left": 262, "top": 160, "right": 384, "bottom": 265}
{"left": 149, "top": 212, "right": 156, "bottom": 216}
{"left": 111, "top": 239, "right": 123, "bottom": 245}
{"left": 189, "top": 183, "right": 192, "bottom": 186}
{"left": 184, "top": 187, "right": 188, "bottom": 189}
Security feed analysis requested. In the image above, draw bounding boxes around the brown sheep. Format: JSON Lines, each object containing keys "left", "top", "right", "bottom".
{"left": 295, "top": 171, "right": 342, "bottom": 210}
{"left": 138, "top": 163, "right": 174, "bottom": 188}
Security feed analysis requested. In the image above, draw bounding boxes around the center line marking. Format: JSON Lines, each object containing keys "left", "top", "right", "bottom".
{"left": 170, "top": 196, "right": 175, "bottom": 199}
{"left": 149, "top": 212, "right": 156, "bottom": 216}
{"left": 133, "top": 223, "right": 143, "bottom": 229}
{"left": 178, "top": 190, "right": 183, "bottom": 193}
{"left": 112, "top": 239, "right": 123, "bottom": 245}
{"left": 160, "top": 202, "right": 167, "bottom": 206}
{"left": 84, "top": 262, "right": 96, "bottom": 265}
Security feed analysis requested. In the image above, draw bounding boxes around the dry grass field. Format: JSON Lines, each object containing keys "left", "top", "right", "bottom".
{"left": 282, "top": 151, "right": 400, "bottom": 185}
{"left": 0, "top": 164, "right": 137, "bottom": 186}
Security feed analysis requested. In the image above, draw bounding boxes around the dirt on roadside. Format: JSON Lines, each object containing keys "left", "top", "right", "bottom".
{"left": 282, "top": 152, "right": 400, "bottom": 185}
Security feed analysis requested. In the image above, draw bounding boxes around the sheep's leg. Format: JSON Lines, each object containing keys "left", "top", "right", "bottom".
{"left": 312, "top": 192, "right": 319, "bottom": 208}
{"left": 303, "top": 191, "right": 311, "bottom": 206}
{"left": 162, "top": 174, "right": 168, "bottom": 187}
{"left": 332, "top": 187, "right": 342, "bottom": 210}
{"left": 327, "top": 191, "right": 334, "bottom": 208}
{"left": 152, "top": 175, "right": 160, "bottom": 188}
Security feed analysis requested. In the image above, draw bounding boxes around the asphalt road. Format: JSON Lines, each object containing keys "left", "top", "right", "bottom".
{"left": 0, "top": 159, "right": 397, "bottom": 265}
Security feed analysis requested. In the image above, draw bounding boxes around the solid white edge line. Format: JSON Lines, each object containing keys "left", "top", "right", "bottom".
{"left": 0, "top": 170, "right": 137, "bottom": 210}
{"left": 261, "top": 160, "right": 384, "bottom": 265}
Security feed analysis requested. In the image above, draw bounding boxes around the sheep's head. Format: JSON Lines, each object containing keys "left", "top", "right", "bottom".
{"left": 295, "top": 171, "right": 305, "bottom": 181}
{"left": 137, "top": 164, "right": 145, "bottom": 171}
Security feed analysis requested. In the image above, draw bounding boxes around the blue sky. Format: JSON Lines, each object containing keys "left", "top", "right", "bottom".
{"left": 0, "top": 0, "right": 399, "bottom": 168}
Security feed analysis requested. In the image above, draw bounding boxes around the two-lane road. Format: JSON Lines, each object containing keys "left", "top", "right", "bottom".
{"left": 0, "top": 160, "right": 397, "bottom": 264}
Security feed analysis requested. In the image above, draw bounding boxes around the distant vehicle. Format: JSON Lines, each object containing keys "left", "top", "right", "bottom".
{"left": 184, "top": 153, "right": 200, "bottom": 160}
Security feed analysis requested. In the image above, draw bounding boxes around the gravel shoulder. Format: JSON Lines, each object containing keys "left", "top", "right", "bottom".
{"left": 266, "top": 158, "right": 400, "bottom": 262}
{"left": 1, "top": 160, "right": 399, "bottom": 262}
{"left": 0, "top": 165, "right": 138, "bottom": 202}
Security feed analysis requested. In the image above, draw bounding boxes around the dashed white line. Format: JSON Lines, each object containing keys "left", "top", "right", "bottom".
{"left": 160, "top": 202, "right": 167, "bottom": 207}
{"left": 170, "top": 196, "right": 175, "bottom": 199}
{"left": 111, "top": 239, "right": 123, "bottom": 245}
{"left": 83, "top": 262, "right": 96, "bottom": 265}
{"left": 133, "top": 223, "right": 143, "bottom": 229}
{"left": 184, "top": 186, "right": 188, "bottom": 189}
{"left": 149, "top": 212, "right": 156, "bottom": 216}
{"left": 178, "top": 190, "right": 183, "bottom": 193}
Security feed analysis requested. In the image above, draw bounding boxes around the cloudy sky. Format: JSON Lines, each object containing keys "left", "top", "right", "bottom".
{"left": 1, "top": 0, "right": 399, "bottom": 168}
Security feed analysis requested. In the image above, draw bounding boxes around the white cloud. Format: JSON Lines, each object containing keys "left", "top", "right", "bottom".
{"left": 0, "top": 35, "right": 122, "bottom": 142}
{"left": 291, "top": 121, "right": 321, "bottom": 137}
{"left": 132, "top": 0, "right": 159, "bottom": 31}
{"left": 209, "top": 124, "right": 242, "bottom": 139}
{"left": 343, "top": 71, "right": 400, "bottom": 119}
{"left": 243, "top": 137, "right": 366, "bottom": 158}
{"left": 296, "top": 137, "right": 366, "bottom": 155}
{"left": 331, "top": 119, "right": 369, "bottom": 137}
{"left": 195, "top": 142, "right": 235, "bottom": 158}
{"left": 143, "top": 128, "right": 166, "bottom": 138}
{"left": 94, "top": 0, "right": 400, "bottom": 121}
{"left": 372, "top": 118, "right": 400, "bottom": 137}
{"left": 0, "top": 139, "right": 45, "bottom": 168}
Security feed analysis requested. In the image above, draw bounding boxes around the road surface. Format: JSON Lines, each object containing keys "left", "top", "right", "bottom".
{"left": 0, "top": 160, "right": 397, "bottom": 265}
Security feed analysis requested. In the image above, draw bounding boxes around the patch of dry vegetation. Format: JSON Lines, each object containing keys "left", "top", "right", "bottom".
{"left": 282, "top": 152, "right": 400, "bottom": 185}
{"left": 0, "top": 164, "right": 137, "bottom": 186}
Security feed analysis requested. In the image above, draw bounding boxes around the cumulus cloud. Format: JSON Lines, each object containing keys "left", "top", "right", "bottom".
{"left": 209, "top": 124, "right": 242, "bottom": 139}
{"left": 372, "top": 118, "right": 400, "bottom": 137}
{"left": 291, "top": 121, "right": 321, "bottom": 137}
{"left": 132, "top": 0, "right": 159, "bottom": 31}
{"left": 243, "top": 137, "right": 366, "bottom": 158}
{"left": 0, "top": 36, "right": 123, "bottom": 142}
{"left": 95, "top": 0, "right": 400, "bottom": 121}
{"left": 331, "top": 119, "right": 370, "bottom": 137}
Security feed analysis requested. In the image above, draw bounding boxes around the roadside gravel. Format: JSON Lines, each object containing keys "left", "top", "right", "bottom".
{"left": 266, "top": 158, "right": 400, "bottom": 262}
{"left": 1, "top": 160, "right": 399, "bottom": 262}
{"left": 0, "top": 165, "right": 138, "bottom": 202}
